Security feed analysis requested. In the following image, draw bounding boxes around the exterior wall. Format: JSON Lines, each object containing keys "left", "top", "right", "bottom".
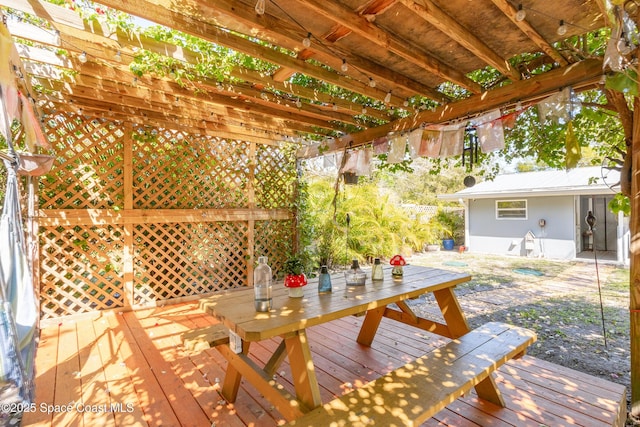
{"left": 466, "top": 196, "right": 576, "bottom": 260}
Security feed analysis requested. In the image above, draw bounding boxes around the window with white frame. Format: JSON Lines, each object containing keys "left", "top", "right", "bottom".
{"left": 496, "top": 200, "right": 527, "bottom": 219}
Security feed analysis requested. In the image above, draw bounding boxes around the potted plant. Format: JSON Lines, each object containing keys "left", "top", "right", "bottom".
{"left": 283, "top": 255, "right": 308, "bottom": 297}
{"left": 431, "top": 209, "right": 462, "bottom": 251}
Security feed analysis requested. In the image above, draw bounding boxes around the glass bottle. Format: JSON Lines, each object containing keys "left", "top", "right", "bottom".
{"left": 371, "top": 258, "right": 384, "bottom": 281}
{"left": 318, "top": 265, "right": 332, "bottom": 293}
{"left": 253, "top": 256, "right": 272, "bottom": 312}
{"left": 344, "top": 259, "right": 366, "bottom": 286}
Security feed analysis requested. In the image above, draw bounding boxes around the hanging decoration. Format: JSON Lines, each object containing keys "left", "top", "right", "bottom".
{"left": 418, "top": 127, "right": 442, "bottom": 158}
{"left": 461, "top": 126, "right": 478, "bottom": 170}
{"left": 372, "top": 137, "right": 389, "bottom": 155}
{"left": 438, "top": 123, "right": 464, "bottom": 158}
{"left": 475, "top": 109, "right": 505, "bottom": 153}
{"left": 387, "top": 134, "right": 406, "bottom": 163}
{"left": 355, "top": 147, "right": 372, "bottom": 176}
{"left": 407, "top": 128, "right": 422, "bottom": 159}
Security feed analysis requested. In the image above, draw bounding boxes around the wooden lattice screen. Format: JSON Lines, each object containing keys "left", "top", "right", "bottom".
{"left": 35, "top": 111, "right": 297, "bottom": 320}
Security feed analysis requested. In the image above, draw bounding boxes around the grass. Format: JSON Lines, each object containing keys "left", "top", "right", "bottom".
{"left": 409, "top": 249, "right": 632, "bottom": 399}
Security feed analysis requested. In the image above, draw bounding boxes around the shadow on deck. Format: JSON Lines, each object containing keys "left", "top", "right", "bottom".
{"left": 22, "top": 302, "right": 627, "bottom": 426}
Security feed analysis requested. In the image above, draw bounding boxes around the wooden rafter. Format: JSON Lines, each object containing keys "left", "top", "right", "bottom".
{"left": 489, "top": 0, "right": 569, "bottom": 66}
{"left": 91, "top": 0, "right": 405, "bottom": 104}
{"left": 287, "top": 0, "right": 483, "bottom": 94}
{"left": 397, "top": 0, "right": 521, "bottom": 81}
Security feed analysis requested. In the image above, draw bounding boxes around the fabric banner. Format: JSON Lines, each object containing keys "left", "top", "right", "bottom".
{"left": 407, "top": 129, "right": 423, "bottom": 159}
{"left": 439, "top": 124, "right": 464, "bottom": 158}
{"left": 476, "top": 109, "right": 505, "bottom": 153}
{"left": 372, "top": 137, "right": 389, "bottom": 155}
{"left": 418, "top": 128, "right": 442, "bottom": 158}
{"left": 387, "top": 135, "right": 406, "bottom": 163}
{"left": 355, "top": 147, "right": 372, "bottom": 176}
{"left": 341, "top": 150, "right": 358, "bottom": 172}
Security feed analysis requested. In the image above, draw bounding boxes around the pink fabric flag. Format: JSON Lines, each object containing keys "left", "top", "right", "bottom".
{"left": 20, "top": 93, "right": 51, "bottom": 149}
{"left": 418, "top": 127, "right": 442, "bottom": 158}
{"left": 372, "top": 137, "right": 389, "bottom": 155}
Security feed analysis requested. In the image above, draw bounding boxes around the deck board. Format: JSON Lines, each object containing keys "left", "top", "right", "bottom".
{"left": 24, "top": 302, "right": 627, "bottom": 427}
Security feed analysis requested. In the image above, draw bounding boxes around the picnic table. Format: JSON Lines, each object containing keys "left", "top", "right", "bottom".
{"left": 192, "top": 265, "right": 535, "bottom": 424}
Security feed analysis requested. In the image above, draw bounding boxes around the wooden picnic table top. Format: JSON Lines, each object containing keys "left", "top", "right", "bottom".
{"left": 199, "top": 265, "right": 471, "bottom": 342}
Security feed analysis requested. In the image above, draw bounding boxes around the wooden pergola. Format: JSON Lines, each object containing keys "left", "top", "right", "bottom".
{"left": 1, "top": 0, "right": 639, "bottom": 419}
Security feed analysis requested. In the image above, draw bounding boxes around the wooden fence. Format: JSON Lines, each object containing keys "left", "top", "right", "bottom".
{"left": 10, "top": 111, "right": 297, "bottom": 320}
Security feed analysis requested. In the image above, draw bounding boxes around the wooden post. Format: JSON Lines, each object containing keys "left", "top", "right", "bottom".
{"left": 122, "top": 123, "right": 134, "bottom": 308}
{"left": 247, "top": 141, "right": 256, "bottom": 286}
{"left": 631, "top": 94, "right": 640, "bottom": 416}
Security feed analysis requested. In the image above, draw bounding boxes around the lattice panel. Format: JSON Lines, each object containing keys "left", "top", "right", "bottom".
{"left": 39, "top": 113, "right": 125, "bottom": 209}
{"left": 39, "top": 224, "right": 124, "bottom": 319}
{"left": 255, "top": 144, "right": 297, "bottom": 209}
{"left": 132, "top": 129, "right": 250, "bottom": 209}
{"left": 133, "top": 221, "right": 248, "bottom": 305}
{"left": 254, "top": 219, "right": 295, "bottom": 277}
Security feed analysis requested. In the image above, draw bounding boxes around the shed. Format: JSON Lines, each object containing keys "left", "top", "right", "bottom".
{"left": 439, "top": 166, "right": 629, "bottom": 264}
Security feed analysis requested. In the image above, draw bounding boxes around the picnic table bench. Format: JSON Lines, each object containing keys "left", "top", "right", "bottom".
{"left": 288, "top": 321, "right": 536, "bottom": 426}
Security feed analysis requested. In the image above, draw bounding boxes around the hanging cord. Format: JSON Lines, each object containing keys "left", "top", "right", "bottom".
{"left": 591, "top": 226, "right": 609, "bottom": 350}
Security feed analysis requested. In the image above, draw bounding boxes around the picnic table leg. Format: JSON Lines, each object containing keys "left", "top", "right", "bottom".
{"left": 220, "top": 340, "right": 251, "bottom": 402}
{"left": 356, "top": 306, "right": 386, "bottom": 346}
{"left": 284, "top": 330, "right": 322, "bottom": 410}
{"left": 433, "top": 288, "right": 505, "bottom": 406}
{"left": 474, "top": 374, "right": 505, "bottom": 406}
{"left": 433, "top": 287, "right": 470, "bottom": 338}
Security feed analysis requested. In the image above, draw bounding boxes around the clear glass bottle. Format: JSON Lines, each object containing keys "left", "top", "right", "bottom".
{"left": 318, "top": 265, "right": 332, "bottom": 293}
{"left": 371, "top": 258, "right": 384, "bottom": 281}
{"left": 344, "top": 259, "right": 366, "bottom": 286}
{"left": 253, "top": 256, "right": 272, "bottom": 312}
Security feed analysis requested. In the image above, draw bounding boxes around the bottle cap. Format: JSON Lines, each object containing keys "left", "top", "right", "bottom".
{"left": 258, "top": 256, "right": 268, "bottom": 263}
{"left": 320, "top": 265, "right": 328, "bottom": 274}
{"left": 374, "top": 258, "right": 381, "bottom": 265}
{"left": 350, "top": 259, "right": 359, "bottom": 269}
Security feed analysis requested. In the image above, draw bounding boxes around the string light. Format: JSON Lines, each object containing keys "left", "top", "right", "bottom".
{"left": 114, "top": 50, "right": 122, "bottom": 62}
{"left": 132, "top": 77, "right": 138, "bottom": 87}
{"left": 515, "top": 4, "right": 526, "bottom": 22}
{"left": 384, "top": 91, "right": 392, "bottom": 103}
{"left": 255, "top": 0, "right": 266, "bottom": 15}
{"left": 368, "top": 77, "right": 376, "bottom": 88}
{"left": 261, "top": 92, "right": 269, "bottom": 100}
{"left": 295, "top": 99, "right": 302, "bottom": 108}
{"left": 403, "top": 99, "right": 409, "bottom": 107}
{"left": 78, "top": 51, "right": 88, "bottom": 63}
{"left": 557, "top": 20, "right": 567, "bottom": 36}
{"left": 216, "top": 82, "right": 224, "bottom": 91}
{"left": 302, "top": 32, "right": 312, "bottom": 48}
{"left": 341, "top": 59, "right": 348, "bottom": 72}
{"left": 53, "top": 30, "right": 60, "bottom": 45}
{"left": 332, "top": 103, "right": 338, "bottom": 111}
{"left": 169, "top": 68, "right": 177, "bottom": 79}
{"left": 361, "top": 106, "right": 367, "bottom": 114}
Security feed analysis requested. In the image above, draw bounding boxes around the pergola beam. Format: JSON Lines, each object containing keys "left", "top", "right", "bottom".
{"left": 299, "top": 58, "right": 603, "bottom": 158}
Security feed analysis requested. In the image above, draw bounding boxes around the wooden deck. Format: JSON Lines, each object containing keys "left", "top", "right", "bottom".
{"left": 22, "top": 302, "right": 627, "bottom": 427}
